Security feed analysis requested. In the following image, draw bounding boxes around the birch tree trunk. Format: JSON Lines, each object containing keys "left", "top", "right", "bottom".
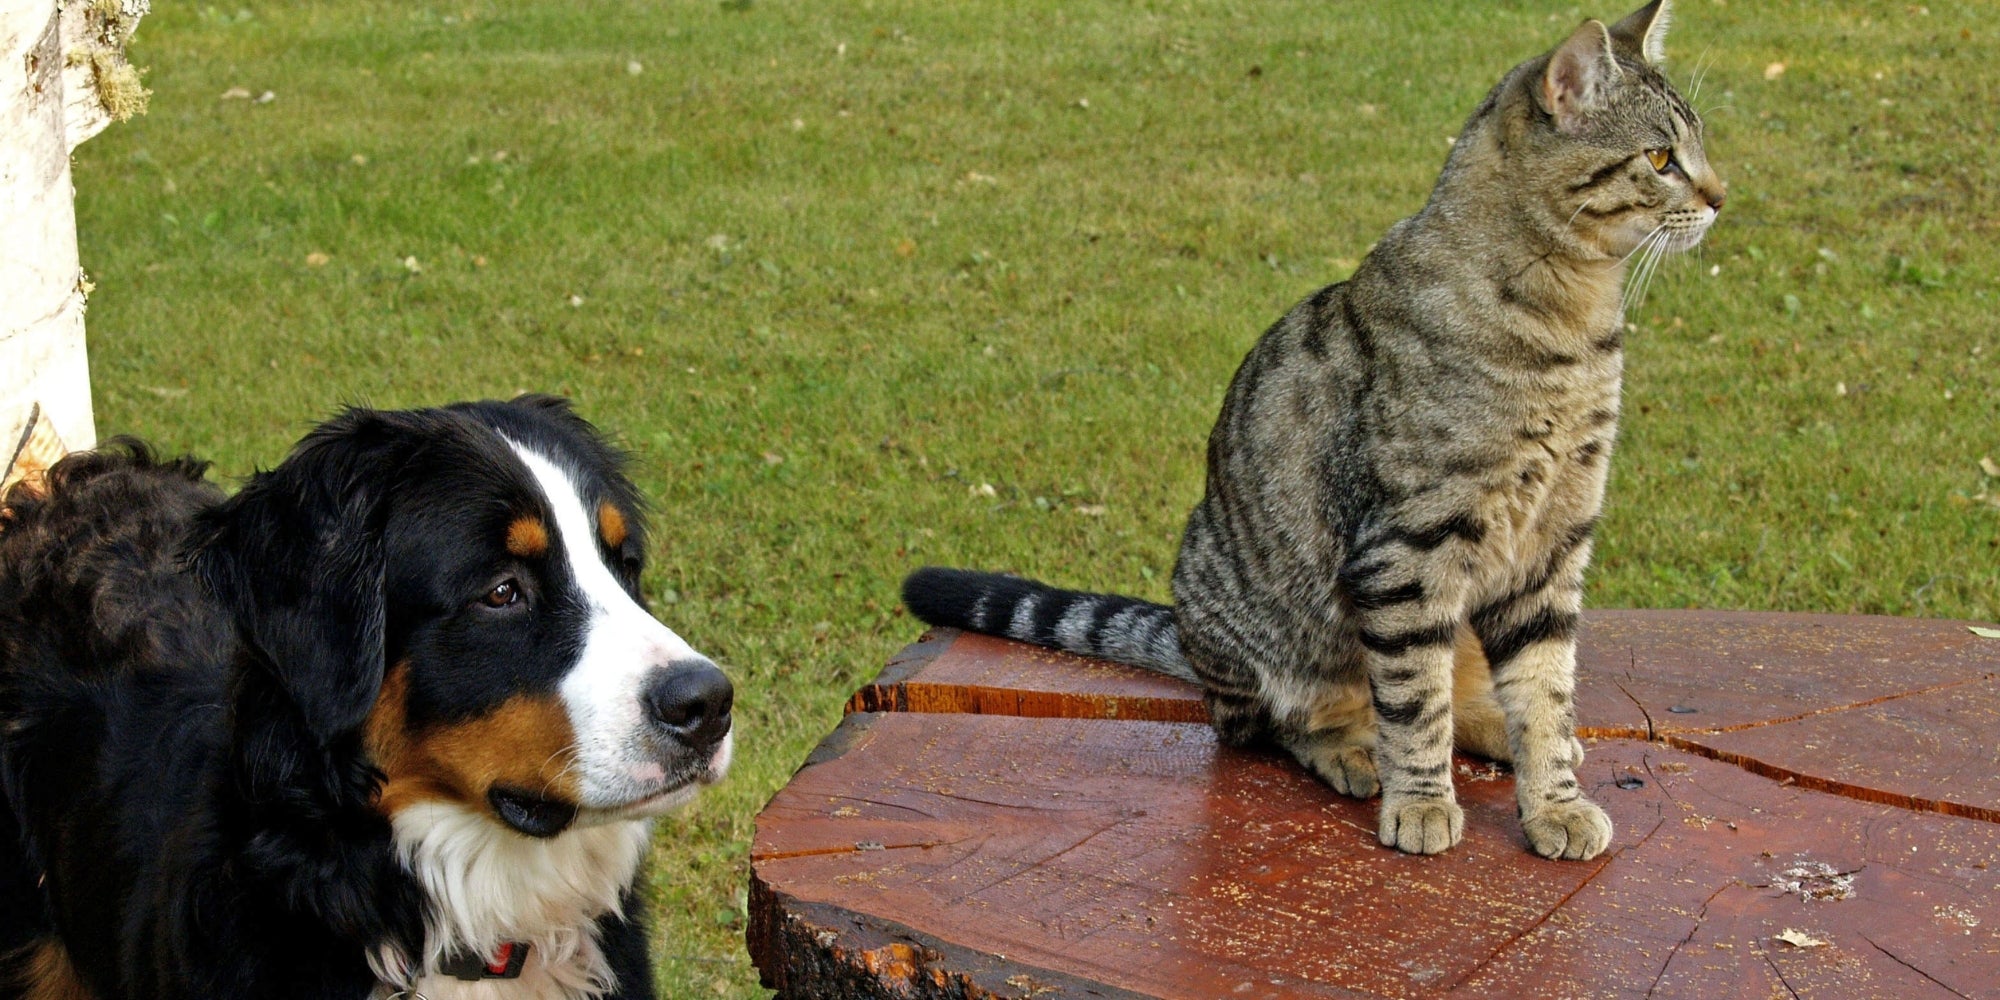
{"left": 1, "top": 0, "right": 149, "bottom": 490}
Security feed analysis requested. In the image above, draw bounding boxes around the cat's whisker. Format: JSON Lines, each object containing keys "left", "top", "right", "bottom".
{"left": 1618, "top": 225, "right": 1668, "bottom": 266}
{"left": 1640, "top": 251, "right": 1666, "bottom": 309}
{"left": 1685, "top": 46, "right": 1717, "bottom": 106}
{"left": 1642, "top": 235, "right": 1674, "bottom": 306}
{"left": 1624, "top": 258, "right": 1651, "bottom": 312}
{"left": 1623, "top": 229, "right": 1673, "bottom": 312}
{"left": 1562, "top": 199, "right": 1595, "bottom": 241}
{"left": 1640, "top": 229, "right": 1686, "bottom": 309}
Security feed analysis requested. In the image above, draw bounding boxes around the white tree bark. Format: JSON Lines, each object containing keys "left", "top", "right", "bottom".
{"left": 2, "top": 0, "right": 149, "bottom": 487}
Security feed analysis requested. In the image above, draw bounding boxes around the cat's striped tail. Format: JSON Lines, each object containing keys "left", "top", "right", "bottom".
{"left": 900, "top": 567, "right": 1197, "bottom": 683}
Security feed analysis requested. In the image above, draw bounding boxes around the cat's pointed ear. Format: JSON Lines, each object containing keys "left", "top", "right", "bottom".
{"left": 1539, "top": 20, "right": 1620, "bottom": 133}
{"left": 1608, "top": 0, "right": 1672, "bottom": 66}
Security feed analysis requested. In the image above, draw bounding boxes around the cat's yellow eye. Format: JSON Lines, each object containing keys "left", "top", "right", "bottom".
{"left": 1645, "top": 148, "right": 1673, "bottom": 172}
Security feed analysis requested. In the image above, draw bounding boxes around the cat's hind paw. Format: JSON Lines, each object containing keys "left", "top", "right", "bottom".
{"left": 1284, "top": 734, "right": 1380, "bottom": 798}
{"left": 1522, "top": 798, "right": 1612, "bottom": 860}
{"left": 1378, "top": 796, "right": 1464, "bottom": 854}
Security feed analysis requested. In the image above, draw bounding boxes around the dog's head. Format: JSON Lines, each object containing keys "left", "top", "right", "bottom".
{"left": 193, "top": 396, "right": 731, "bottom": 839}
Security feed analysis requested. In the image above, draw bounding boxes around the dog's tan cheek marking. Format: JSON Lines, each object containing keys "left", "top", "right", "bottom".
{"left": 366, "top": 663, "right": 457, "bottom": 816}
{"left": 418, "top": 695, "right": 583, "bottom": 809}
{"left": 15, "top": 938, "right": 94, "bottom": 1000}
{"left": 364, "top": 662, "right": 582, "bottom": 819}
{"left": 596, "top": 501, "right": 627, "bottom": 551}
{"left": 506, "top": 515, "right": 549, "bottom": 559}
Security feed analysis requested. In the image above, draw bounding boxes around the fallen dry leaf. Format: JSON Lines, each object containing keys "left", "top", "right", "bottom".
{"left": 895, "top": 239, "right": 917, "bottom": 258}
{"left": 305, "top": 252, "right": 329, "bottom": 267}
{"left": 220, "top": 86, "right": 251, "bottom": 100}
{"left": 1970, "top": 626, "right": 2000, "bottom": 640}
{"left": 1763, "top": 62, "right": 1786, "bottom": 81}
{"left": 1775, "top": 928, "right": 1828, "bottom": 948}
{"left": 1979, "top": 455, "right": 2000, "bottom": 478}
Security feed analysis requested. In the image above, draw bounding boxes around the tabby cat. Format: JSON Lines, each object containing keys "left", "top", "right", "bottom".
{"left": 903, "top": 0, "right": 1724, "bottom": 860}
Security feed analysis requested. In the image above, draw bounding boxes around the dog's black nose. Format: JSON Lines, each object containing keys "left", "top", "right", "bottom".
{"left": 644, "top": 661, "right": 733, "bottom": 749}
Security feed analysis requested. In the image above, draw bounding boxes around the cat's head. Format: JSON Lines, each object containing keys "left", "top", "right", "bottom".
{"left": 1487, "top": 0, "right": 1726, "bottom": 262}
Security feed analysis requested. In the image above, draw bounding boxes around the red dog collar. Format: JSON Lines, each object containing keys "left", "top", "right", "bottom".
{"left": 438, "top": 941, "right": 529, "bottom": 980}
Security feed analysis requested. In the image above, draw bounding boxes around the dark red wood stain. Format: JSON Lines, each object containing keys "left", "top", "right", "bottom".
{"left": 756, "top": 613, "right": 2000, "bottom": 998}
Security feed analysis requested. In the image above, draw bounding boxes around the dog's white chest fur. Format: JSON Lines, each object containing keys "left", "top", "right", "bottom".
{"left": 371, "top": 803, "right": 652, "bottom": 999}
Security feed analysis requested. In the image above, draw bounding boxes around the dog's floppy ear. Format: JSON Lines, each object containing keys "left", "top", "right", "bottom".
{"left": 192, "top": 408, "right": 422, "bottom": 741}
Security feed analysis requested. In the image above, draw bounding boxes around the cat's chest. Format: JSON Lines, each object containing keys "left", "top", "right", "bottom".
{"left": 1475, "top": 402, "right": 1617, "bottom": 562}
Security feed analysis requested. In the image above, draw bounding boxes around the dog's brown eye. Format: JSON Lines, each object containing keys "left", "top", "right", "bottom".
{"left": 482, "top": 580, "right": 520, "bottom": 608}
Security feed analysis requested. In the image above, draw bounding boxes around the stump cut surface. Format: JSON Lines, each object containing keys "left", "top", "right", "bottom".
{"left": 754, "top": 611, "right": 2000, "bottom": 998}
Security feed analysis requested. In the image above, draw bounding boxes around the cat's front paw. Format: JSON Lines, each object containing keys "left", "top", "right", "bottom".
{"left": 1521, "top": 798, "right": 1612, "bottom": 860}
{"left": 1378, "top": 795, "right": 1464, "bottom": 854}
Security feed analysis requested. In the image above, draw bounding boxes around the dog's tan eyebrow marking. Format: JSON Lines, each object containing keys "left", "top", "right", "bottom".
{"left": 506, "top": 515, "right": 549, "bottom": 558}
{"left": 596, "top": 502, "right": 627, "bottom": 550}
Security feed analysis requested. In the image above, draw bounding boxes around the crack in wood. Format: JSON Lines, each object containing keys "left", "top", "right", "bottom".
{"left": 1664, "top": 671, "right": 1998, "bottom": 737}
{"left": 1573, "top": 670, "right": 2000, "bottom": 824}
{"left": 1450, "top": 818, "right": 1656, "bottom": 990}
{"left": 1619, "top": 648, "right": 1658, "bottom": 739}
{"left": 913, "top": 786, "right": 1103, "bottom": 812}
{"left": 754, "top": 839, "right": 960, "bottom": 863}
{"left": 1645, "top": 880, "right": 1736, "bottom": 999}
{"left": 1578, "top": 670, "right": 1999, "bottom": 744}
{"left": 1659, "top": 736, "right": 2000, "bottom": 825}
{"left": 1759, "top": 946, "right": 1803, "bottom": 1000}
{"left": 937, "top": 819, "right": 1129, "bottom": 906}
{"left": 1861, "top": 934, "right": 1975, "bottom": 999}
{"left": 1635, "top": 752, "right": 1691, "bottom": 816}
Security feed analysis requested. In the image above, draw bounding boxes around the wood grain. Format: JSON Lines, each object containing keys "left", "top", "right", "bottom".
{"left": 753, "top": 712, "right": 2000, "bottom": 999}
{"left": 757, "top": 614, "right": 2000, "bottom": 998}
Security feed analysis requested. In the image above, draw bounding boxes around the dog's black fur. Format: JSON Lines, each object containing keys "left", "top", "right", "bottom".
{"left": 0, "top": 397, "right": 683, "bottom": 999}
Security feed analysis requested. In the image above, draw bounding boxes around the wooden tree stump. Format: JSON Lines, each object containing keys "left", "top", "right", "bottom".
{"left": 750, "top": 611, "right": 2000, "bottom": 999}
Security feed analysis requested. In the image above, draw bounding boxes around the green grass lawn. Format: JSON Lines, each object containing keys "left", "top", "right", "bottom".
{"left": 73, "top": 1, "right": 1997, "bottom": 994}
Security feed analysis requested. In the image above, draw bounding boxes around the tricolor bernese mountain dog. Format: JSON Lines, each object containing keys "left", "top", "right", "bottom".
{"left": 0, "top": 396, "right": 733, "bottom": 999}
